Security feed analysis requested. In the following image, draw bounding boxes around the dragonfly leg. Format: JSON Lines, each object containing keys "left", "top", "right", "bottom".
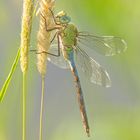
{"left": 30, "top": 49, "right": 60, "bottom": 57}
{"left": 40, "top": 13, "right": 61, "bottom": 32}
{"left": 48, "top": 8, "right": 60, "bottom": 25}
{"left": 41, "top": 32, "right": 61, "bottom": 56}
{"left": 30, "top": 32, "right": 61, "bottom": 57}
{"left": 50, "top": 32, "right": 57, "bottom": 43}
{"left": 56, "top": 32, "right": 61, "bottom": 56}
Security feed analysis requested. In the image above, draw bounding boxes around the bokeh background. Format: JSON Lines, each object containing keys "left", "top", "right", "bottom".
{"left": 0, "top": 0, "right": 140, "bottom": 140}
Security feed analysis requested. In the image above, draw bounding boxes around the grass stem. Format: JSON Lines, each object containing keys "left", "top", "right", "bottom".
{"left": 39, "top": 76, "right": 45, "bottom": 140}
{"left": 22, "top": 72, "right": 27, "bottom": 140}
{"left": 20, "top": 0, "right": 34, "bottom": 139}
{"left": 37, "top": 0, "right": 55, "bottom": 139}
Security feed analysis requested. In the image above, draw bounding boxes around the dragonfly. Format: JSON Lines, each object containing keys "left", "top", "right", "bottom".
{"left": 37, "top": 10, "right": 127, "bottom": 136}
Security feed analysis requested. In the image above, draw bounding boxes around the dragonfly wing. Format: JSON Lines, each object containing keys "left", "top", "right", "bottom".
{"left": 74, "top": 46, "right": 111, "bottom": 87}
{"left": 47, "top": 44, "right": 69, "bottom": 69}
{"left": 78, "top": 32, "right": 127, "bottom": 56}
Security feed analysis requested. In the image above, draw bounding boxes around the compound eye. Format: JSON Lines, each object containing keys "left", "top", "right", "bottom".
{"left": 60, "top": 16, "right": 71, "bottom": 23}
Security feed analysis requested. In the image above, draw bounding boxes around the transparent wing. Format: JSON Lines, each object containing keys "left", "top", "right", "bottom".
{"left": 78, "top": 32, "right": 127, "bottom": 56}
{"left": 47, "top": 44, "right": 69, "bottom": 69}
{"left": 74, "top": 46, "right": 111, "bottom": 87}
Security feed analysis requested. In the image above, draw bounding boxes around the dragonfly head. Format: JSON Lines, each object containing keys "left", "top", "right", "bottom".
{"left": 56, "top": 11, "right": 71, "bottom": 24}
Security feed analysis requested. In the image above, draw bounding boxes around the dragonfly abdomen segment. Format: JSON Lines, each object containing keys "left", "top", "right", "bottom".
{"left": 68, "top": 51, "right": 90, "bottom": 136}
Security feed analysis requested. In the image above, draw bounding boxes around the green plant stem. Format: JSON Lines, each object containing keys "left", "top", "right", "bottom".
{"left": 39, "top": 76, "right": 45, "bottom": 140}
{"left": 22, "top": 72, "right": 27, "bottom": 140}
{"left": 20, "top": 0, "right": 34, "bottom": 139}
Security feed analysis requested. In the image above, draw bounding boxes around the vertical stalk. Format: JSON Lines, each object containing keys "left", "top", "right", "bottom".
{"left": 39, "top": 76, "right": 45, "bottom": 140}
{"left": 37, "top": 0, "right": 55, "bottom": 139}
{"left": 22, "top": 72, "right": 27, "bottom": 140}
{"left": 20, "top": 0, "right": 34, "bottom": 140}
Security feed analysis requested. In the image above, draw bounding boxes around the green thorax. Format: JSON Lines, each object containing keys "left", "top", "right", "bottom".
{"left": 60, "top": 24, "right": 78, "bottom": 47}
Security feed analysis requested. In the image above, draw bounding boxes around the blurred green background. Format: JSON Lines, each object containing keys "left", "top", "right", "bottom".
{"left": 0, "top": 0, "right": 140, "bottom": 140}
